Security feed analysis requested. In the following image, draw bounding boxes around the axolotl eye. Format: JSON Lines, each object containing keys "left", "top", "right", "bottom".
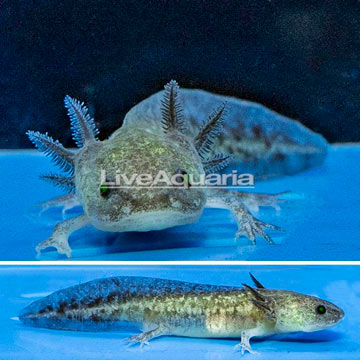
{"left": 100, "top": 184, "right": 111, "bottom": 198}
{"left": 173, "top": 169, "right": 191, "bottom": 188}
{"left": 316, "top": 305, "right": 326, "bottom": 315}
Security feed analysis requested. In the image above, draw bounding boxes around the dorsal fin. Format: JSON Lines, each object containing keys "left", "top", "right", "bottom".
{"left": 40, "top": 173, "right": 75, "bottom": 193}
{"left": 249, "top": 273, "right": 266, "bottom": 289}
{"left": 194, "top": 102, "right": 227, "bottom": 158}
{"left": 160, "top": 80, "right": 185, "bottom": 134}
{"left": 26, "top": 131, "right": 74, "bottom": 174}
{"left": 202, "top": 153, "right": 231, "bottom": 174}
{"left": 64, "top": 95, "right": 99, "bottom": 148}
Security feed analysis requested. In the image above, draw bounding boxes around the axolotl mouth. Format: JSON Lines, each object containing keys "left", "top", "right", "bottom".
{"left": 90, "top": 209, "right": 203, "bottom": 232}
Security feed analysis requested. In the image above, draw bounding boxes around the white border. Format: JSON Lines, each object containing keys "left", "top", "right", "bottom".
{"left": 1, "top": 261, "right": 360, "bottom": 266}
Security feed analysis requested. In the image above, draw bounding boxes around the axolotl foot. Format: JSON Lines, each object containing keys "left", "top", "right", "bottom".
{"left": 123, "top": 327, "right": 166, "bottom": 348}
{"left": 233, "top": 330, "right": 259, "bottom": 355}
{"left": 234, "top": 211, "right": 284, "bottom": 245}
{"left": 240, "top": 191, "right": 290, "bottom": 215}
{"left": 35, "top": 214, "right": 89, "bottom": 258}
{"left": 35, "top": 194, "right": 80, "bottom": 219}
{"left": 206, "top": 188, "right": 285, "bottom": 245}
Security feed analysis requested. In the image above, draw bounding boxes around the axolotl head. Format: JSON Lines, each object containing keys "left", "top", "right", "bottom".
{"left": 73, "top": 80, "right": 231, "bottom": 232}
{"left": 76, "top": 128, "right": 208, "bottom": 231}
{"left": 271, "top": 290, "right": 344, "bottom": 333}
{"left": 27, "top": 80, "right": 231, "bottom": 232}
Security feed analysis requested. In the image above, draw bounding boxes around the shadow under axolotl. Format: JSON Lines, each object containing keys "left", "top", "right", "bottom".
{"left": 37, "top": 225, "right": 218, "bottom": 260}
{"left": 34, "top": 206, "right": 283, "bottom": 260}
{"left": 254, "top": 330, "right": 344, "bottom": 344}
{"left": 165, "top": 330, "right": 344, "bottom": 346}
{"left": 16, "top": 324, "right": 343, "bottom": 347}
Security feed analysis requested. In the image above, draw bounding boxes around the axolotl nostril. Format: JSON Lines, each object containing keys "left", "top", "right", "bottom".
{"left": 26, "top": 80, "right": 327, "bottom": 257}
{"left": 19, "top": 274, "right": 344, "bottom": 354}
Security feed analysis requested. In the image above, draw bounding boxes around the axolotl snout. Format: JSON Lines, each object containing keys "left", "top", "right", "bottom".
{"left": 27, "top": 80, "right": 327, "bottom": 257}
{"left": 19, "top": 274, "right": 344, "bottom": 354}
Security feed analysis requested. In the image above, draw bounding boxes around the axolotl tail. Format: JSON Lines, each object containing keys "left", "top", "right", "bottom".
{"left": 121, "top": 88, "right": 328, "bottom": 178}
{"left": 19, "top": 276, "right": 234, "bottom": 332}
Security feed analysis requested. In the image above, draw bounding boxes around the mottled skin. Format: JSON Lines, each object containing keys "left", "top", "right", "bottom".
{"left": 19, "top": 276, "right": 344, "bottom": 354}
{"left": 77, "top": 128, "right": 206, "bottom": 232}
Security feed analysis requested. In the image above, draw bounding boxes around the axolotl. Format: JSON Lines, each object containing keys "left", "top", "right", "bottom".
{"left": 19, "top": 274, "right": 344, "bottom": 354}
{"left": 27, "top": 80, "right": 328, "bottom": 257}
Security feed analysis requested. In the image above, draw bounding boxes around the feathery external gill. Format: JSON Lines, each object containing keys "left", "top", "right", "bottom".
{"left": 250, "top": 272, "right": 266, "bottom": 289}
{"left": 26, "top": 131, "right": 75, "bottom": 174}
{"left": 194, "top": 102, "right": 227, "bottom": 159}
{"left": 161, "top": 80, "right": 185, "bottom": 134}
{"left": 64, "top": 95, "right": 99, "bottom": 148}
{"left": 40, "top": 173, "right": 75, "bottom": 193}
{"left": 202, "top": 153, "right": 231, "bottom": 174}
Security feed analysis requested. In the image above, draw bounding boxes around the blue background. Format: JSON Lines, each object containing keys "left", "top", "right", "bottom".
{"left": 1, "top": 265, "right": 357, "bottom": 360}
{"left": 1, "top": 145, "right": 360, "bottom": 261}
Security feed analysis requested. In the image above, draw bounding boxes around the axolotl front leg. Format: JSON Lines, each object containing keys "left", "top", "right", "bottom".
{"left": 35, "top": 214, "right": 90, "bottom": 258}
{"left": 206, "top": 189, "right": 285, "bottom": 244}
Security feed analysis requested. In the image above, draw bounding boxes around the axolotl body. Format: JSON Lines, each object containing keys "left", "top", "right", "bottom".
{"left": 19, "top": 274, "right": 344, "bottom": 354}
{"left": 27, "top": 80, "right": 328, "bottom": 257}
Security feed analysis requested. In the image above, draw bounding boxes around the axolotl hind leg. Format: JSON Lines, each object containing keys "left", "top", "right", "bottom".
{"left": 239, "top": 191, "right": 290, "bottom": 214}
{"left": 123, "top": 326, "right": 167, "bottom": 348}
{"left": 35, "top": 194, "right": 80, "bottom": 219}
{"left": 206, "top": 189, "right": 284, "bottom": 244}
{"left": 36, "top": 214, "right": 90, "bottom": 258}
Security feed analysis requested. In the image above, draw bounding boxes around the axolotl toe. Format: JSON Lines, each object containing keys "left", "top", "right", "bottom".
{"left": 27, "top": 80, "right": 325, "bottom": 257}
{"left": 19, "top": 274, "right": 344, "bottom": 354}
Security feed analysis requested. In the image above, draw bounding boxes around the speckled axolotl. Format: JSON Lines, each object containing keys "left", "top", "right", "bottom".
{"left": 27, "top": 80, "right": 328, "bottom": 257}
{"left": 19, "top": 274, "right": 344, "bottom": 354}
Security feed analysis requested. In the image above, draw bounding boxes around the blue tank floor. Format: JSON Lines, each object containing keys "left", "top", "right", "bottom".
{"left": 1, "top": 145, "right": 359, "bottom": 260}
{"left": 1, "top": 265, "right": 357, "bottom": 359}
